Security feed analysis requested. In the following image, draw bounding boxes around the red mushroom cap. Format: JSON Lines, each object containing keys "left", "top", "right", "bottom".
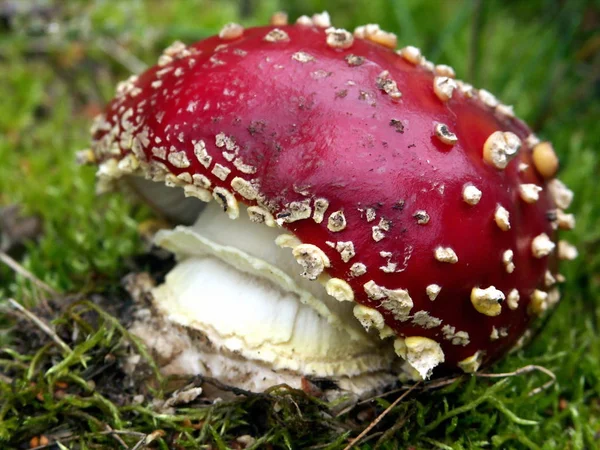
{"left": 90, "top": 19, "right": 575, "bottom": 374}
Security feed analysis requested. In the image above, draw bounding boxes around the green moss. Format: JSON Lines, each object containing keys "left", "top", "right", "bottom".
{"left": 1, "top": 0, "right": 598, "bottom": 448}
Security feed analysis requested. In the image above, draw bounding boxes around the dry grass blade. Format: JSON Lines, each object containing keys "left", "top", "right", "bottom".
{"left": 193, "top": 374, "right": 268, "bottom": 398}
{"left": 0, "top": 250, "right": 58, "bottom": 297}
{"left": 130, "top": 437, "right": 147, "bottom": 450}
{"left": 96, "top": 37, "right": 148, "bottom": 75}
{"left": 476, "top": 365, "right": 556, "bottom": 396}
{"left": 105, "top": 424, "right": 130, "bottom": 449}
{"left": 468, "top": 0, "right": 485, "bottom": 83}
{"left": 342, "top": 382, "right": 421, "bottom": 450}
{"left": 7, "top": 298, "right": 72, "bottom": 355}
{"left": 131, "top": 430, "right": 164, "bottom": 450}
{"left": 337, "top": 376, "right": 463, "bottom": 417}
{"left": 0, "top": 373, "right": 12, "bottom": 383}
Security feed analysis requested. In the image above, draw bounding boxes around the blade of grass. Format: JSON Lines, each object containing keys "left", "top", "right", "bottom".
{"left": 428, "top": 0, "right": 474, "bottom": 62}
{"left": 388, "top": 0, "right": 419, "bottom": 45}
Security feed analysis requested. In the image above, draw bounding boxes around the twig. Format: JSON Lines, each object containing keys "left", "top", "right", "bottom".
{"left": 420, "top": 376, "right": 465, "bottom": 391}
{"left": 105, "top": 424, "right": 130, "bottom": 449}
{"left": 374, "top": 416, "right": 408, "bottom": 449}
{"left": 191, "top": 374, "right": 267, "bottom": 398}
{"left": 356, "top": 431, "right": 385, "bottom": 448}
{"left": 476, "top": 364, "right": 556, "bottom": 396}
{"left": 131, "top": 430, "right": 164, "bottom": 450}
{"left": 342, "top": 382, "right": 421, "bottom": 450}
{"left": 130, "top": 437, "right": 147, "bottom": 450}
{"left": 0, "top": 250, "right": 58, "bottom": 297}
{"left": 7, "top": 298, "right": 72, "bottom": 355}
{"left": 337, "top": 376, "right": 463, "bottom": 417}
{"left": 96, "top": 37, "right": 148, "bottom": 74}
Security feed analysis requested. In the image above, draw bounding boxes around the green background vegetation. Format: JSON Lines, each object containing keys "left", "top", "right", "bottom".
{"left": 0, "top": 0, "right": 598, "bottom": 448}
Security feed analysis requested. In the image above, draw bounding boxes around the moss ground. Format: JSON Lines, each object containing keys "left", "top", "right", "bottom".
{"left": 0, "top": 0, "right": 599, "bottom": 448}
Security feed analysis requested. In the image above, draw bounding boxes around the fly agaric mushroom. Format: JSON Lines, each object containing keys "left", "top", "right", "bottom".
{"left": 85, "top": 12, "right": 577, "bottom": 395}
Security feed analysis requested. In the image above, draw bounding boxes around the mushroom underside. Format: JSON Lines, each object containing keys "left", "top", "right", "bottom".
{"left": 126, "top": 177, "right": 402, "bottom": 398}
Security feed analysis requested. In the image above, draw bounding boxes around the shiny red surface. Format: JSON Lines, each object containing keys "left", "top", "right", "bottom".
{"left": 93, "top": 24, "right": 560, "bottom": 371}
